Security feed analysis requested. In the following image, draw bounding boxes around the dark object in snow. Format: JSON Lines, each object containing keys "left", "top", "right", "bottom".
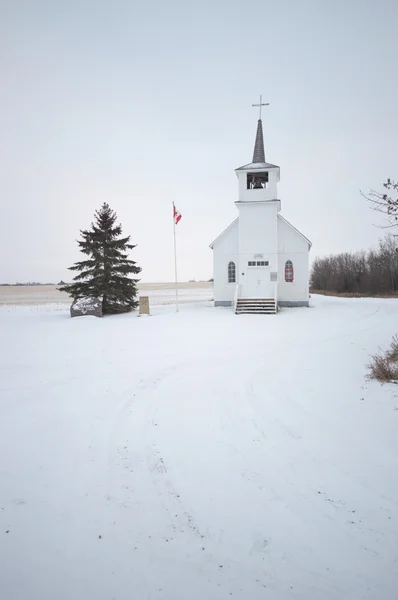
{"left": 71, "top": 297, "right": 102, "bottom": 318}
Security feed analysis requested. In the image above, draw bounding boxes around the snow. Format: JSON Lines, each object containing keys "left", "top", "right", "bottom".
{"left": 1, "top": 295, "right": 398, "bottom": 599}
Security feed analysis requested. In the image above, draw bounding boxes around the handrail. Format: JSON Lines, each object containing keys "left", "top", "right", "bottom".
{"left": 234, "top": 284, "right": 240, "bottom": 312}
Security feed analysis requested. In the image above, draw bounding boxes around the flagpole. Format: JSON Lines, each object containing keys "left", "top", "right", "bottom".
{"left": 173, "top": 202, "right": 179, "bottom": 313}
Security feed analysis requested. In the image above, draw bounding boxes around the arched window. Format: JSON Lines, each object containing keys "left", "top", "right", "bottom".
{"left": 285, "top": 260, "right": 294, "bottom": 282}
{"left": 228, "top": 261, "right": 236, "bottom": 283}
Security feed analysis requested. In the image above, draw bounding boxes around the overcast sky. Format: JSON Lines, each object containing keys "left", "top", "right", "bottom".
{"left": 1, "top": 0, "right": 397, "bottom": 283}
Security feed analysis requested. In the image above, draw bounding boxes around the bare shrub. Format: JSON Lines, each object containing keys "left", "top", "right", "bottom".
{"left": 386, "top": 335, "right": 398, "bottom": 362}
{"left": 368, "top": 351, "right": 398, "bottom": 382}
{"left": 367, "top": 333, "right": 398, "bottom": 382}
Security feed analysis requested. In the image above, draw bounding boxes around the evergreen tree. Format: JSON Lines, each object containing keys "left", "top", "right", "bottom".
{"left": 60, "top": 203, "right": 141, "bottom": 314}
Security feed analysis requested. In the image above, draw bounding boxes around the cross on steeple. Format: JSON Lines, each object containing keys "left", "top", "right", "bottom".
{"left": 252, "top": 95, "right": 269, "bottom": 120}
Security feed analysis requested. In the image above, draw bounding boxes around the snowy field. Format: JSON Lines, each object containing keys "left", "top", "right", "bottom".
{"left": 1, "top": 295, "right": 398, "bottom": 599}
{"left": 0, "top": 282, "right": 213, "bottom": 306}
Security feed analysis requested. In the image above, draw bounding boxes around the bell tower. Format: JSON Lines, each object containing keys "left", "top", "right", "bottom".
{"left": 235, "top": 97, "right": 280, "bottom": 207}
{"left": 234, "top": 98, "right": 281, "bottom": 300}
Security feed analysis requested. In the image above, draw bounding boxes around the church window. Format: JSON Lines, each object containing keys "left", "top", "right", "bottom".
{"left": 285, "top": 260, "right": 294, "bottom": 282}
{"left": 248, "top": 261, "right": 269, "bottom": 267}
{"left": 228, "top": 261, "right": 236, "bottom": 283}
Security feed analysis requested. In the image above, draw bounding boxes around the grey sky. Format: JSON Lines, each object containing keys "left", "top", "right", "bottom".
{"left": 1, "top": 0, "right": 397, "bottom": 283}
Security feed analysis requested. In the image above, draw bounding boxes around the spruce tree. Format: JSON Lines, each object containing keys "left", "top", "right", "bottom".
{"left": 60, "top": 203, "right": 141, "bottom": 314}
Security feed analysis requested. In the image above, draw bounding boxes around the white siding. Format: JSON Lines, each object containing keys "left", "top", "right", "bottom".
{"left": 237, "top": 202, "right": 278, "bottom": 297}
{"left": 277, "top": 216, "right": 310, "bottom": 304}
{"left": 238, "top": 202, "right": 278, "bottom": 255}
{"left": 212, "top": 219, "right": 239, "bottom": 304}
{"left": 211, "top": 211, "right": 310, "bottom": 307}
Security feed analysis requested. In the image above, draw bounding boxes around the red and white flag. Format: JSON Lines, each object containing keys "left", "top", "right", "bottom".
{"left": 173, "top": 204, "right": 182, "bottom": 225}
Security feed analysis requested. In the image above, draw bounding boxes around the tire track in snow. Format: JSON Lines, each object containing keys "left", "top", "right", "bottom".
{"left": 105, "top": 367, "right": 177, "bottom": 510}
{"left": 106, "top": 365, "right": 209, "bottom": 544}
{"left": 146, "top": 442, "right": 207, "bottom": 541}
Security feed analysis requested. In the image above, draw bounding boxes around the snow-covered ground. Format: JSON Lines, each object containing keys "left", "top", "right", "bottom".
{"left": 1, "top": 295, "right": 398, "bottom": 600}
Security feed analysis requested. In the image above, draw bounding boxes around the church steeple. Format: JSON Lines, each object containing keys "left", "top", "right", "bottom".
{"left": 252, "top": 119, "right": 265, "bottom": 164}
{"left": 235, "top": 99, "right": 280, "bottom": 205}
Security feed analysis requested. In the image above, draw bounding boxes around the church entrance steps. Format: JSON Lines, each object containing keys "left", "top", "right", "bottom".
{"left": 235, "top": 298, "right": 277, "bottom": 315}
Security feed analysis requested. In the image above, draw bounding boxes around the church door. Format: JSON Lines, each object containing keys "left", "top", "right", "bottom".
{"left": 245, "top": 265, "right": 273, "bottom": 298}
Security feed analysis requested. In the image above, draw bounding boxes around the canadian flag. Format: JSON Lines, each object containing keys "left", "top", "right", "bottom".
{"left": 173, "top": 204, "right": 182, "bottom": 225}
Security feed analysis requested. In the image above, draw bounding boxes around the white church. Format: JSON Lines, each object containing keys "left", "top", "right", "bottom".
{"left": 210, "top": 109, "right": 311, "bottom": 314}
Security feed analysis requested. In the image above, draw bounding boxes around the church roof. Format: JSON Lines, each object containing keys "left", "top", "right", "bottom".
{"left": 253, "top": 118, "right": 265, "bottom": 162}
{"left": 236, "top": 161, "right": 280, "bottom": 171}
{"left": 236, "top": 119, "right": 279, "bottom": 171}
{"left": 278, "top": 214, "right": 312, "bottom": 248}
{"left": 209, "top": 215, "right": 312, "bottom": 249}
{"left": 209, "top": 218, "right": 238, "bottom": 249}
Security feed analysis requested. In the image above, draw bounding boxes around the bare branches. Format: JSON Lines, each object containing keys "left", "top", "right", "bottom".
{"left": 362, "top": 179, "right": 398, "bottom": 228}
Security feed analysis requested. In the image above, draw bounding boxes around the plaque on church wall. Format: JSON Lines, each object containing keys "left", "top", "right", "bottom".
{"left": 138, "top": 296, "right": 150, "bottom": 316}
{"left": 270, "top": 272, "right": 278, "bottom": 282}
